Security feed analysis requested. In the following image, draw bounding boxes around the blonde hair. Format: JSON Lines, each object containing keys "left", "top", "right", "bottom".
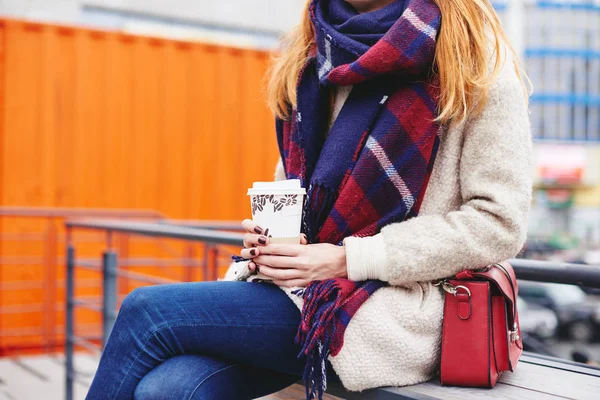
{"left": 266, "top": 0, "right": 530, "bottom": 125}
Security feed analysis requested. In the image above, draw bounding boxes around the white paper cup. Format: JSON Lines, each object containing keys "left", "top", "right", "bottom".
{"left": 247, "top": 179, "right": 306, "bottom": 244}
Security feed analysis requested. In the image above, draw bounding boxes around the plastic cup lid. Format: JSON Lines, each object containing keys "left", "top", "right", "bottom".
{"left": 247, "top": 179, "right": 306, "bottom": 195}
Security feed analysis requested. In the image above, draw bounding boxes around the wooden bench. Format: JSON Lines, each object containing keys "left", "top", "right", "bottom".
{"left": 268, "top": 352, "right": 600, "bottom": 399}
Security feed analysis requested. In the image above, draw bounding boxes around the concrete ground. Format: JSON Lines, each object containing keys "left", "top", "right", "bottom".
{"left": 0, "top": 354, "right": 341, "bottom": 400}
{"left": 0, "top": 354, "right": 97, "bottom": 400}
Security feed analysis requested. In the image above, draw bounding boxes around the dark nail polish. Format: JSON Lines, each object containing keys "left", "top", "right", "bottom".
{"left": 250, "top": 248, "right": 256, "bottom": 256}
{"left": 254, "top": 226, "right": 263, "bottom": 234}
{"left": 264, "top": 228, "right": 270, "bottom": 237}
{"left": 258, "top": 236, "right": 267, "bottom": 245}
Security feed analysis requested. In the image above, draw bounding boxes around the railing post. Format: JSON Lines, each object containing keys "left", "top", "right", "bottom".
{"left": 117, "top": 233, "right": 130, "bottom": 294}
{"left": 202, "top": 243, "right": 210, "bottom": 282}
{"left": 65, "top": 236, "right": 75, "bottom": 400}
{"left": 210, "top": 246, "right": 219, "bottom": 281}
{"left": 102, "top": 248, "right": 118, "bottom": 347}
{"left": 184, "top": 243, "right": 195, "bottom": 282}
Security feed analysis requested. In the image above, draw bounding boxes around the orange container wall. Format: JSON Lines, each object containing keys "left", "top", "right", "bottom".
{"left": 0, "top": 19, "right": 280, "bottom": 353}
{"left": 0, "top": 18, "right": 278, "bottom": 216}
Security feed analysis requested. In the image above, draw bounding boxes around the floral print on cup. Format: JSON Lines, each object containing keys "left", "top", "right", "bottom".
{"left": 251, "top": 194, "right": 299, "bottom": 215}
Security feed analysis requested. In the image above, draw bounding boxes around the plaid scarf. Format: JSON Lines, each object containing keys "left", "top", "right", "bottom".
{"left": 275, "top": 1, "right": 442, "bottom": 398}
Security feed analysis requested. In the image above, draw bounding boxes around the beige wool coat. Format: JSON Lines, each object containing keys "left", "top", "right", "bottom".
{"left": 228, "top": 47, "right": 532, "bottom": 393}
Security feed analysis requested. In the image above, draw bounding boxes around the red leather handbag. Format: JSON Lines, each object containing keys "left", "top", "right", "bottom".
{"left": 439, "top": 262, "right": 523, "bottom": 388}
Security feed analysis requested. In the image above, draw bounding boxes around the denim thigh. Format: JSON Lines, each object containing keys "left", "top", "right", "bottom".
{"left": 86, "top": 281, "right": 306, "bottom": 399}
{"left": 133, "top": 354, "right": 301, "bottom": 400}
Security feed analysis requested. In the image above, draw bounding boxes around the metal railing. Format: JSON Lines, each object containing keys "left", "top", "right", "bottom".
{"left": 64, "top": 219, "right": 244, "bottom": 400}
{"left": 0, "top": 207, "right": 166, "bottom": 356}
{"left": 63, "top": 218, "right": 600, "bottom": 400}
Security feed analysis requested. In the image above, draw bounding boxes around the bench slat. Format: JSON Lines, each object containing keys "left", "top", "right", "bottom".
{"left": 325, "top": 382, "right": 438, "bottom": 400}
{"left": 394, "top": 380, "right": 566, "bottom": 400}
{"left": 320, "top": 357, "right": 600, "bottom": 399}
{"left": 260, "top": 384, "right": 343, "bottom": 400}
{"left": 521, "top": 353, "right": 600, "bottom": 378}
{"left": 500, "top": 360, "right": 598, "bottom": 400}
{"left": 254, "top": 353, "right": 600, "bottom": 399}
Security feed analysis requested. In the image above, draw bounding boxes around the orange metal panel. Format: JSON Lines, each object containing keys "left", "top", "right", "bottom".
{"left": 40, "top": 27, "right": 57, "bottom": 207}
{"left": 54, "top": 28, "right": 77, "bottom": 207}
{"left": 129, "top": 38, "right": 163, "bottom": 279}
{"left": 72, "top": 31, "right": 90, "bottom": 208}
{"left": 49, "top": 28, "right": 80, "bottom": 352}
{"left": 0, "top": 18, "right": 282, "bottom": 354}
{"left": 216, "top": 48, "right": 243, "bottom": 220}
{"left": 39, "top": 29, "right": 60, "bottom": 351}
{"left": 0, "top": 21, "right": 5, "bottom": 351}
{"left": 81, "top": 32, "right": 108, "bottom": 208}
{"left": 239, "top": 51, "right": 278, "bottom": 217}
{"left": 188, "top": 44, "right": 220, "bottom": 220}
{"left": 185, "top": 44, "right": 205, "bottom": 220}
{"left": 105, "top": 34, "right": 133, "bottom": 210}
{"left": 159, "top": 43, "right": 189, "bottom": 219}
{"left": 132, "top": 38, "right": 162, "bottom": 211}
{"left": 1, "top": 22, "right": 46, "bottom": 351}
{"left": 259, "top": 52, "right": 281, "bottom": 179}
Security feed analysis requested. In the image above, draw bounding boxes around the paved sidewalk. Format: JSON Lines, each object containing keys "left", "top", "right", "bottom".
{"left": 0, "top": 355, "right": 341, "bottom": 399}
{"left": 0, "top": 354, "right": 95, "bottom": 400}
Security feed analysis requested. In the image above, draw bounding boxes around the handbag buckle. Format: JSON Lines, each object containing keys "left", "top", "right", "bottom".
{"left": 440, "top": 281, "right": 471, "bottom": 298}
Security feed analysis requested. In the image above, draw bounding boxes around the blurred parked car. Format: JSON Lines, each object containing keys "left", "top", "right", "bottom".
{"left": 518, "top": 281, "right": 600, "bottom": 342}
{"left": 517, "top": 296, "right": 558, "bottom": 340}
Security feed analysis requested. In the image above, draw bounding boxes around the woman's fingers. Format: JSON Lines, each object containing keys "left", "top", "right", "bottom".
{"left": 248, "top": 261, "right": 257, "bottom": 272}
{"left": 273, "top": 279, "right": 308, "bottom": 288}
{"left": 253, "top": 255, "right": 291, "bottom": 269}
{"left": 240, "top": 247, "right": 260, "bottom": 259}
{"left": 242, "top": 233, "right": 270, "bottom": 248}
{"left": 258, "top": 244, "right": 303, "bottom": 257}
{"left": 241, "top": 219, "right": 308, "bottom": 247}
{"left": 241, "top": 219, "right": 264, "bottom": 235}
{"left": 257, "top": 265, "right": 302, "bottom": 281}
{"left": 300, "top": 233, "right": 308, "bottom": 245}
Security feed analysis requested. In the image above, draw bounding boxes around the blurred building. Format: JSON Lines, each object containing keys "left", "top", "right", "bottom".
{"left": 2, "top": 0, "right": 600, "bottom": 250}
{"left": 494, "top": 1, "right": 600, "bottom": 252}
{"left": 0, "top": 0, "right": 305, "bottom": 49}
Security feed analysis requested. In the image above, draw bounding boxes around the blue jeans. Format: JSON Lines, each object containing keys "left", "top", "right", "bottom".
{"left": 86, "top": 281, "right": 336, "bottom": 399}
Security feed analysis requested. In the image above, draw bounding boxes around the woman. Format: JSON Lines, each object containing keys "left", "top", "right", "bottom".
{"left": 86, "top": 0, "right": 532, "bottom": 399}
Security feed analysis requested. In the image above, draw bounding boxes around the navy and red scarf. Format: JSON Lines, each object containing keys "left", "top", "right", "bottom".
{"left": 275, "top": 1, "right": 442, "bottom": 398}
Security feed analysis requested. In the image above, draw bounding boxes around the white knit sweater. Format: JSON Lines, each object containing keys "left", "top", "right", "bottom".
{"left": 231, "top": 48, "right": 532, "bottom": 392}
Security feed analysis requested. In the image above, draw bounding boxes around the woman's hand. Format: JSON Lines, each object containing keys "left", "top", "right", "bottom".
{"left": 241, "top": 218, "right": 271, "bottom": 247}
{"left": 240, "top": 219, "right": 308, "bottom": 273}
{"left": 241, "top": 242, "right": 348, "bottom": 287}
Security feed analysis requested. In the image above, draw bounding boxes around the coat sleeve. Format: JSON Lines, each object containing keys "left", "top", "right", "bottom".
{"left": 343, "top": 56, "right": 533, "bottom": 285}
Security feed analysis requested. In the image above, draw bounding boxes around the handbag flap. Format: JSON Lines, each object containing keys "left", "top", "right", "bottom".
{"left": 455, "top": 262, "right": 523, "bottom": 370}
{"left": 455, "top": 262, "right": 518, "bottom": 325}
